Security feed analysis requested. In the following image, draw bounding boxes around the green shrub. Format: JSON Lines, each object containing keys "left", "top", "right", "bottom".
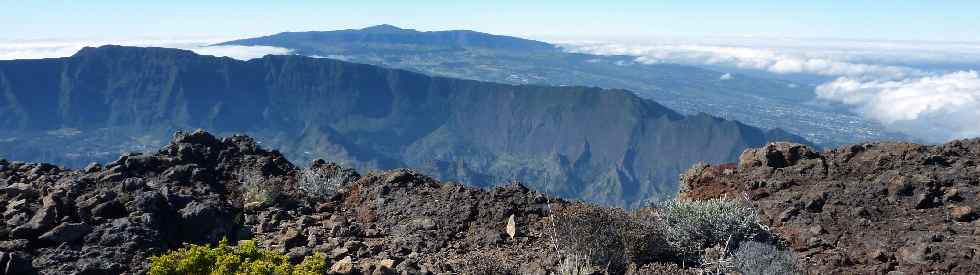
{"left": 656, "top": 198, "right": 769, "bottom": 258}
{"left": 148, "top": 238, "right": 327, "bottom": 275}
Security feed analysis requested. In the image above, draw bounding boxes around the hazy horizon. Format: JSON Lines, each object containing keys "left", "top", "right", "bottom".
{"left": 5, "top": 1, "right": 980, "bottom": 42}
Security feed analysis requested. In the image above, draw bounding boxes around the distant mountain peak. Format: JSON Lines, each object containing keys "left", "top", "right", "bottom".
{"left": 360, "top": 24, "right": 411, "bottom": 32}
{"left": 218, "top": 25, "right": 557, "bottom": 51}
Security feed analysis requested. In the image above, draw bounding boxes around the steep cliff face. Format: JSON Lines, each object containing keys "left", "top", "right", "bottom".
{"left": 681, "top": 140, "right": 980, "bottom": 274}
{"left": 0, "top": 46, "right": 806, "bottom": 206}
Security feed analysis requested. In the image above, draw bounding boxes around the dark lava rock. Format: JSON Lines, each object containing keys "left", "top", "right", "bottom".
{"left": 739, "top": 142, "right": 820, "bottom": 169}
{"left": 91, "top": 200, "right": 127, "bottom": 220}
{"left": 804, "top": 191, "right": 828, "bottom": 212}
{"left": 950, "top": 206, "right": 976, "bottom": 222}
{"left": 0, "top": 131, "right": 563, "bottom": 274}
{"left": 178, "top": 201, "right": 236, "bottom": 243}
{"left": 2, "top": 251, "right": 34, "bottom": 275}
{"left": 10, "top": 194, "right": 59, "bottom": 239}
{"left": 38, "top": 222, "right": 92, "bottom": 244}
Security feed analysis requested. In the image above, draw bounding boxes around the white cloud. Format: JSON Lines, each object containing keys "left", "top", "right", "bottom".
{"left": 0, "top": 38, "right": 291, "bottom": 61}
{"left": 559, "top": 37, "right": 980, "bottom": 143}
{"left": 185, "top": 45, "right": 291, "bottom": 60}
{"left": 816, "top": 71, "right": 980, "bottom": 143}
{"left": 563, "top": 42, "right": 922, "bottom": 80}
{"left": 719, "top": 73, "right": 733, "bottom": 80}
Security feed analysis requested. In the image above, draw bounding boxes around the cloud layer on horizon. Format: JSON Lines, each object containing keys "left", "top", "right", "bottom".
{"left": 0, "top": 38, "right": 291, "bottom": 61}
{"left": 563, "top": 41, "right": 923, "bottom": 80}
{"left": 561, "top": 38, "right": 980, "bottom": 143}
{"left": 816, "top": 71, "right": 980, "bottom": 143}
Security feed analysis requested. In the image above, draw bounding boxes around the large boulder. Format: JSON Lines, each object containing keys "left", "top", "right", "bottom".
{"left": 38, "top": 222, "right": 92, "bottom": 244}
{"left": 178, "top": 200, "right": 237, "bottom": 243}
{"left": 738, "top": 142, "right": 820, "bottom": 169}
{"left": 9, "top": 193, "right": 60, "bottom": 239}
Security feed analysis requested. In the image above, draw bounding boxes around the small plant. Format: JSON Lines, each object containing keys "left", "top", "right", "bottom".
{"left": 547, "top": 203, "right": 665, "bottom": 274}
{"left": 237, "top": 169, "right": 281, "bottom": 209}
{"left": 731, "top": 241, "right": 799, "bottom": 275}
{"left": 298, "top": 162, "right": 359, "bottom": 200}
{"left": 699, "top": 243, "right": 736, "bottom": 275}
{"left": 557, "top": 253, "right": 599, "bottom": 275}
{"left": 655, "top": 197, "right": 769, "bottom": 259}
{"left": 148, "top": 238, "right": 327, "bottom": 275}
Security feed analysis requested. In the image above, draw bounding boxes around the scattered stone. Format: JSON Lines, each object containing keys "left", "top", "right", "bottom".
{"left": 84, "top": 162, "right": 102, "bottom": 173}
{"left": 805, "top": 192, "right": 827, "bottom": 212}
{"left": 280, "top": 228, "right": 305, "bottom": 249}
{"left": 0, "top": 240, "right": 29, "bottom": 251}
{"left": 888, "top": 176, "right": 915, "bottom": 197}
{"left": 779, "top": 207, "right": 800, "bottom": 222}
{"left": 851, "top": 206, "right": 870, "bottom": 218}
{"left": 330, "top": 256, "right": 354, "bottom": 274}
{"left": 868, "top": 249, "right": 888, "bottom": 262}
{"left": 413, "top": 218, "right": 436, "bottom": 230}
{"left": 10, "top": 193, "right": 60, "bottom": 238}
{"left": 384, "top": 170, "right": 411, "bottom": 184}
{"left": 808, "top": 225, "right": 826, "bottom": 235}
{"left": 378, "top": 258, "right": 396, "bottom": 269}
{"left": 506, "top": 214, "right": 517, "bottom": 239}
{"left": 950, "top": 206, "right": 976, "bottom": 222}
{"left": 738, "top": 142, "right": 820, "bottom": 169}
{"left": 944, "top": 188, "right": 962, "bottom": 201}
{"left": 394, "top": 260, "right": 421, "bottom": 274}
{"left": 3, "top": 251, "right": 34, "bottom": 275}
{"left": 807, "top": 237, "right": 827, "bottom": 249}
{"left": 330, "top": 247, "right": 349, "bottom": 259}
{"left": 914, "top": 190, "right": 943, "bottom": 209}
{"left": 91, "top": 200, "right": 127, "bottom": 220}
{"left": 38, "top": 222, "right": 92, "bottom": 244}
{"left": 0, "top": 182, "right": 36, "bottom": 197}
{"left": 370, "top": 264, "right": 397, "bottom": 275}
{"left": 899, "top": 244, "right": 935, "bottom": 265}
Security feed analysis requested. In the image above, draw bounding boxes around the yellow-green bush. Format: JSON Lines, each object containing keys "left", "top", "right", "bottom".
{"left": 149, "top": 238, "right": 327, "bottom": 275}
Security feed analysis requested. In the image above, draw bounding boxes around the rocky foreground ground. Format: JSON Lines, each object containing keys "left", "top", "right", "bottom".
{"left": 0, "top": 130, "right": 562, "bottom": 275}
{"left": 1, "top": 130, "right": 979, "bottom": 274}
{"left": 682, "top": 141, "right": 980, "bottom": 274}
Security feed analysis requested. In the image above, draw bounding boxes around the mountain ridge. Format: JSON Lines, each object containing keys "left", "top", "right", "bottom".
{"left": 218, "top": 24, "right": 557, "bottom": 52}
{"left": 216, "top": 24, "right": 907, "bottom": 146}
{"left": 0, "top": 45, "right": 808, "bottom": 206}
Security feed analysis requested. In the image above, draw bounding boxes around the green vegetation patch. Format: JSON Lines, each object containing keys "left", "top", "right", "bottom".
{"left": 149, "top": 238, "right": 327, "bottom": 275}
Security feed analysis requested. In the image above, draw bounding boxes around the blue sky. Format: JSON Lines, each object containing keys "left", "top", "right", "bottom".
{"left": 4, "top": 1, "right": 980, "bottom": 42}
